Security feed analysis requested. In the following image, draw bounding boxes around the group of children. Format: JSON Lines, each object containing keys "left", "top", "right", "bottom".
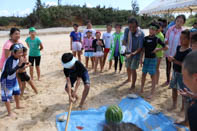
{"left": 0, "top": 27, "right": 43, "bottom": 116}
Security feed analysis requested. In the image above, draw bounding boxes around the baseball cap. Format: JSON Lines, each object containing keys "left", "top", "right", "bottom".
{"left": 29, "top": 27, "right": 36, "bottom": 32}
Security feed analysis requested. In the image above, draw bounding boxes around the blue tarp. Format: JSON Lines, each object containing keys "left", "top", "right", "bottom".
{"left": 56, "top": 97, "right": 189, "bottom": 131}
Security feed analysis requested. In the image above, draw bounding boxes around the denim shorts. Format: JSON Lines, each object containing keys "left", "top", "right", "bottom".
{"left": 170, "top": 71, "right": 187, "bottom": 90}
{"left": 84, "top": 52, "right": 94, "bottom": 57}
{"left": 65, "top": 71, "right": 90, "bottom": 88}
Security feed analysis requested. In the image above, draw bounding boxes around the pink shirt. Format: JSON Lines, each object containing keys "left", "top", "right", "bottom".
{"left": 0, "top": 40, "right": 22, "bottom": 69}
{"left": 82, "top": 37, "right": 94, "bottom": 51}
{"left": 165, "top": 25, "right": 182, "bottom": 57}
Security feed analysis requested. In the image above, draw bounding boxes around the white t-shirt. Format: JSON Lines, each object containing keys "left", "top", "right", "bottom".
{"left": 83, "top": 29, "right": 96, "bottom": 38}
{"left": 102, "top": 32, "right": 112, "bottom": 49}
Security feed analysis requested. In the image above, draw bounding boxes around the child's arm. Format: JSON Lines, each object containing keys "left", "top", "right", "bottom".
{"left": 66, "top": 77, "right": 74, "bottom": 103}
{"left": 40, "top": 43, "right": 44, "bottom": 51}
{"left": 153, "top": 38, "right": 168, "bottom": 53}
{"left": 140, "top": 48, "right": 144, "bottom": 67}
{"left": 168, "top": 56, "right": 182, "bottom": 66}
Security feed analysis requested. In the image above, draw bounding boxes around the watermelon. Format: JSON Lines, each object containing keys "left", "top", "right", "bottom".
{"left": 105, "top": 105, "right": 123, "bottom": 123}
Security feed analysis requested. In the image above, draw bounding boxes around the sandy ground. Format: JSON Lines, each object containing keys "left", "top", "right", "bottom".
{"left": 0, "top": 29, "right": 186, "bottom": 131}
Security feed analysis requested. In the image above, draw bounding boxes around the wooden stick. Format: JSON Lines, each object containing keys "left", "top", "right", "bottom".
{"left": 65, "top": 102, "right": 73, "bottom": 131}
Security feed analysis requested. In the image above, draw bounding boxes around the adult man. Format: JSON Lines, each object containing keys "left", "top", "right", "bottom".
{"left": 123, "top": 18, "right": 144, "bottom": 89}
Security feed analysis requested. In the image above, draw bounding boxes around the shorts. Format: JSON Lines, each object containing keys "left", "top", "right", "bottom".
{"left": 29, "top": 56, "right": 41, "bottom": 66}
{"left": 65, "top": 71, "right": 90, "bottom": 88}
{"left": 170, "top": 71, "right": 187, "bottom": 90}
{"left": 104, "top": 48, "right": 110, "bottom": 53}
{"left": 94, "top": 51, "right": 104, "bottom": 57}
{"left": 125, "top": 57, "right": 140, "bottom": 70}
{"left": 142, "top": 58, "right": 157, "bottom": 75}
{"left": 72, "top": 42, "right": 82, "bottom": 51}
{"left": 84, "top": 52, "right": 94, "bottom": 57}
{"left": 1, "top": 78, "right": 20, "bottom": 102}
{"left": 18, "top": 72, "right": 30, "bottom": 82}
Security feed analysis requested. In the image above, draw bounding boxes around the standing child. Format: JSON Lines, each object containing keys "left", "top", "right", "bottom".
{"left": 140, "top": 23, "right": 168, "bottom": 99}
{"left": 102, "top": 24, "right": 113, "bottom": 70}
{"left": 1, "top": 44, "right": 26, "bottom": 116}
{"left": 70, "top": 24, "right": 82, "bottom": 61}
{"left": 62, "top": 53, "right": 90, "bottom": 108}
{"left": 26, "top": 27, "right": 43, "bottom": 80}
{"left": 164, "top": 15, "right": 186, "bottom": 86}
{"left": 82, "top": 31, "right": 94, "bottom": 69}
{"left": 168, "top": 30, "right": 192, "bottom": 113}
{"left": 93, "top": 31, "right": 105, "bottom": 73}
{"left": 109, "top": 24, "right": 124, "bottom": 73}
{"left": 18, "top": 47, "right": 38, "bottom": 97}
{"left": 155, "top": 22, "right": 165, "bottom": 85}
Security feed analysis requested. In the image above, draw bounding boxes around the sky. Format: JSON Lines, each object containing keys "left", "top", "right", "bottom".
{"left": 0, "top": 0, "right": 155, "bottom": 17}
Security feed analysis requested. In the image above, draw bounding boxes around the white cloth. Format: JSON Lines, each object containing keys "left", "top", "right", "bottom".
{"left": 72, "top": 42, "right": 82, "bottom": 51}
{"left": 94, "top": 51, "right": 104, "bottom": 57}
{"left": 83, "top": 29, "right": 96, "bottom": 38}
{"left": 102, "top": 32, "right": 113, "bottom": 49}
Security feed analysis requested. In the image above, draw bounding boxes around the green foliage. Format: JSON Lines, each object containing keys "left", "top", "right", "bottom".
{"left": 185, "top": 15, "right": 197, "bottom": 27}
{"left": 0, "top": 16, "right": 23, "bottom": 26}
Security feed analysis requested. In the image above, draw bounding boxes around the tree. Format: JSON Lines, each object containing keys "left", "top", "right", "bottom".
{"left": 58, "top": 0, "right": 61, "bottom": 6}
{"left": 131, "top": 0, "right": 139, "bottom": 16}
{"left": 35, "top": 0, "right": 43, "bottom": 10}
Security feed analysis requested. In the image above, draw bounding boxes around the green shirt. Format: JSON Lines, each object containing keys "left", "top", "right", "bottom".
{"left": 156, "top": 32, "right": 165, "bottom": 58}
{"left": 25, "top": 37, "right": 41, "bottom": 56}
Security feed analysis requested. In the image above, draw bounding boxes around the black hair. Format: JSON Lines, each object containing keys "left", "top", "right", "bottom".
{"left": 106, "top": 24, "right": 112, "bottom": 27}
{"left": 191, "top": 33, "right": 197, "bottom": 44}
{"left": 175, "top": 15, "right": 186, "bottom": 23}
{"left": 9, "top": 44, "right": 18, "bottom": 53}
{"left": 149, "top": 22, "right": 160, "bottom": 30}
{"left": 103, "top": 122, "right": 142, "bottom": 131}
{"left": 128, "top": 18, "right": 138, "bottom": 26}
{"left": 23, "top": 46, "right": 27, "bottom": 53}
{"left": 73, "top": 24, "right": 79, "bottom": 27}
{"left": 9, "top": 27, "right": 20, "bottom": 37}
{"left": 115, "top": 24, "right": 122, "bottom": 28}
{"left": 61, "top": 53, "right": 73, "bottom": 63}
{"left": 86, "top": 20, "right": 92, "bottom": 24}
{"left": 181, "top": 29, "right": 190, "bottom": 40}
{"left": 183, "top": 51, "right": 197, "bottom": 76}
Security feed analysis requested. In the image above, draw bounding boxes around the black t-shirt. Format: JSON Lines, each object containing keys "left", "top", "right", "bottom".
{"left": 188, "top": 101, "right": 197, "bottom": 131}
{"left": 92, "top": 39, "right": 105, "bottom": 52}
{"left": 143, "top": 36, "right": 165, "bottom": 58}
{"left": 173, "top": 46, "right": 192, "bottom": 73}
{"left": 63, "top": 61, "right": 87, "bottom": 78}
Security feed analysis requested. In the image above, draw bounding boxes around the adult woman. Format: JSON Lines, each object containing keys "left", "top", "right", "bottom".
{"left": 0, "top": 28, "right": 21, "bottom": 70}
{"left": 83, "top": 21, "right": 96, "bottom": 38}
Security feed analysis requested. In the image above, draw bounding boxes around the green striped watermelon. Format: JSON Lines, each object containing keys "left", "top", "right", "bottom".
{"left": 105, "top": 105, "right": 123, "bottom": 123}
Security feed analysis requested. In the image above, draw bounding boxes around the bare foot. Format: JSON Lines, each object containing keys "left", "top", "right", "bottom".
{"left": 161, "top": 81, "right": 169, "bottom": 87}
{"left": 168, "top": 105, "right": 177, "bottom": 111}
{"left": 123, "top": 79, "right": 131, "bottom": 84}
{"left": 175, "top": 120, "right": 189, "bottom": 126}
{"left": 129, "top": 86, "right": 135, "bottom": 91}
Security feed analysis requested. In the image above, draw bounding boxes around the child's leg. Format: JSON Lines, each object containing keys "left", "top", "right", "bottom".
{"left": 156, "top": 58, "right": 161, "bottom": 85}
{"left": 94, "top": 57, "right": 98, "bottom": 72}
{"left": 109, "top": 60, "right": 112, "bottom": 70}
{"left": 14, "top": 95, "right": 21, "bottom": 109}
{"left": 114, "top": 56, "right": 118, "bottom": 72}
{"left": 77, "top": 51, "right": 82, "bottom": 62}
{"left": 79, "top": 84, "right": 90, "bottom": 107}
{"left": 91, "top": 57, "right": 94, "bottom": 69}
{"left": 166, "top": 57, "right": 172, "bottom": 84}
{"left": 36, "top": 66, "right": 40, "bottom": 80}
{"left": 103, "top": 51, "right": 108, "bottom": 70}
{"left": 27, "top": 80, "right": 38, "bottom": 94}
{"left": 148, "top": 74, "right": 156, "bottom": 99}
{"left": 85, "top": 57, "right": 89, "bottom": 68}
{"left": 99, "top": 57, "right": 103, "bottom": 72}
{"left": 72, "top": 51, "right": 77, "bottom": 57}
{"left": 119, "top": 55, "right": 122, "bottom": 72}
{"left": 30, "top": 66, "right": 34, "bottom": 80}
{"left": 172, "top": 88, "right": 178, "bottom": 109}
{"left": 20, "top": 82, "right": 26, "bottom": 97}
{"left": 5, "top": 102, "right": 11, "bottom": 116}
{"left": 140, "top": 73, "right": 147, "bottom": 93}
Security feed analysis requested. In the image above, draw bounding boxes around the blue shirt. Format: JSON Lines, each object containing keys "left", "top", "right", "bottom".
{"left": 70, "top": 31, "right": 82, "bottom": 42}
{"left": 124, "top": 28, "right": 144, "bottom": 59}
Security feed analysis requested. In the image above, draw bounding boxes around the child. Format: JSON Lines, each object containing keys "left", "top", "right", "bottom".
{"left": 190, "top": 22, "right": 197, "bottom": 33}
{"left": 156, "top": 22, "right": 165, "bottom": 85}
{"left": 164, "top": 15, "right": 186, "bottom": 86}
{"left": 182, "top": 51, "right": 197, "bottom": 131}
{"left": 140, "top": 23, "right": 168, "bottom": 99}
{"left": 70, "top": 24, "right": 82, "bottom": 62}
{"left": 26, "top": 27, "right": 44, "bottom": 80}
{"left": 93, "top": 31, "right": 105, "bottom": 73}
{"left": 62, "top": 53, "right": 90, "bottom": 108}
{"left": 102, "top": 24, "right": 113, "bottom": 70}
{"left": 82, "top": 30, "right": 94, "bottom": 69}
{"left": 1, "top": 44, "right": 27, "bottom": 116}
{"left": 109, "top": 24, "right": 124, "bottom": 73}
{"left": 18, "top": 47, "right": 38, "bottom": 97}
{"left": 191, "top": 33, "right": 197, "bottom": 51}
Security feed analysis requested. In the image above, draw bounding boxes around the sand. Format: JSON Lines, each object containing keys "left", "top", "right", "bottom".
{"left": 0, "top": 29, "right": 186, "bottom": 131}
